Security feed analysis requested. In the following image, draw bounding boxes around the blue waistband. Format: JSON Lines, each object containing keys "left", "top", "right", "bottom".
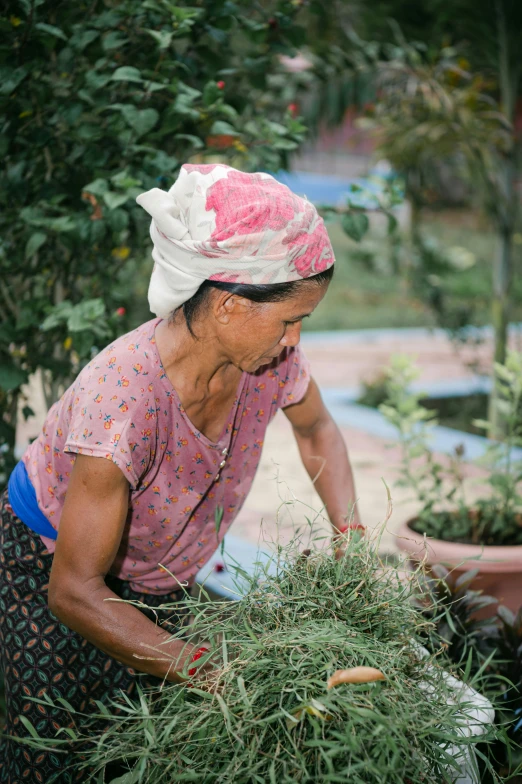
{"left": 7, "top": 461, "right": 58, "bottom": 540}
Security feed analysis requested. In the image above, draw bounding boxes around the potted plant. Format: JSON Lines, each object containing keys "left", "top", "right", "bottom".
{"left": 417, "top": 565, "right": 522, "bottom": 780}
{"left": 379, "top": 351, "right": 522, "bottom": 612}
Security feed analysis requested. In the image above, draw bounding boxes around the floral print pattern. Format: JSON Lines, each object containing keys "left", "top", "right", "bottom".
{"left": 22, "top": 318, "right": 310, "bottom": 595}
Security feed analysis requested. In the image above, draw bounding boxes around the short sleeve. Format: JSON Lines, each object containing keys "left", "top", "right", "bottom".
{"left": 63, "top": 365, "right": 149, "bottom": 490}
{"left": 277, "top": 344, "right": 311, "bottom": 409}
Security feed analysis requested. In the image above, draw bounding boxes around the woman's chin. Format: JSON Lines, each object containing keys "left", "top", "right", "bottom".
{"left": 243, "top": 353, "right": 280, "bottom": 372}
{"left": 251, "top": 357, "right": 272, "bottom": 371}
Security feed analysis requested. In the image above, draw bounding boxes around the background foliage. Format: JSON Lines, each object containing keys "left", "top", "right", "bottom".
{"left": 0, "top": 0, "right": 319, "bottom": 483}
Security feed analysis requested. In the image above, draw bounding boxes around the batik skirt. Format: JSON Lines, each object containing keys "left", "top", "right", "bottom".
{"left": 0, "top": 487, "right": 189, "bottom": 784}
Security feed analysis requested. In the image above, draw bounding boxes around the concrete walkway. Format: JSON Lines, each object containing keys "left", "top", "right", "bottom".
{"left": 16, "top": 326, "right": 510, "bottom": 556}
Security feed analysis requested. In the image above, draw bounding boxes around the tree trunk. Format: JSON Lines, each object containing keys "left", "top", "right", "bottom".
{"left": 488, "top": 221, "right": 514, "bottom": 438}
{"left": 487, "top": 0, "right": 517, "bottom": 439}
{"left": 491, "top": 226, "right": 512, "bottom": 368}
{"left": 406, "top": 168, "right": 423, "bottom": 248}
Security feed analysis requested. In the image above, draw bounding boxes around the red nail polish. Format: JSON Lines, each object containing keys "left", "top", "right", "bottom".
{"left": 188, "top": 646, "right": 209, "bottom": 676}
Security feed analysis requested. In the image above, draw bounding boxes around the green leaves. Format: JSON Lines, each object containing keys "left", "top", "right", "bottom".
{"left": 25, "top": 232, "right": 47, "bottom": 259}
{"left": 84, "top": 170, "right": 142, "bottom": 210}
{"left": 341, "top": 212, "right": 370, "bottom": 242}
{"left": 83, "top": 178, "right": 109, "bottom": 198}
{"left": 0, "top": 65, "right": 30, "bottom": 95}
{"left": 85, "top": 71, "right": 112, "bottom": 91}
{"left": 209, "top": 120, "right": 240, "bottom": 136}
{"left": 103, "top": 192, "right": 130, "bottom": 210}
{"left": 202, "top": 80, "right": 223, "bottom": 107}
{"left": 379, "top": 349, "right": 522, "bottom": 546}
{"left": 111, "top": 66, "right": 142, "bottom": 83}
{"left": 174, "top": 134, "right": 205, "bottom": 149}
{"left": 18, "top": 716, "right": 41, "bottom": 740}
{"left": 35, "top": 22, "right": 68, "bottom": 41}
{"left": 0, "top": 0, "right": 310, "bottom": 480}
{"left": 48, "top": 216, "right": 76, "bottom": 233}
{"left": 120, "top": 106, "right": 159, "bottom": 138}
{"left": 42, "top": 299, "right": 110, "bottom": 340}
{"left": 144, "top": 28, "right": 173, "bottom": 50}
{"left": 69, "top": 29, "right": 99, "bottom": 51}
{"left": 0, "top": 363, "right": 28, "bottom": 393}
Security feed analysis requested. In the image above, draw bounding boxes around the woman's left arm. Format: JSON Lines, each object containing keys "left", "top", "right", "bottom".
{"left": 283, "top": 377, "right": 363, "bottom": 535}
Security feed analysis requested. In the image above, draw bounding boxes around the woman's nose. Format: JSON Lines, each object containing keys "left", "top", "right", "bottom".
{"left": 280, "top": 322, "right": 302, "bottom": 348}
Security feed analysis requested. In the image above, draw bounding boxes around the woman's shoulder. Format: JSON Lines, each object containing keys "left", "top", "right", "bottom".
{"left": 75, "top": 318, "right": 163, "bottom": 392}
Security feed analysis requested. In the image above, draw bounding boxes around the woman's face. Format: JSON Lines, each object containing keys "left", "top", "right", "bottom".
{"left": 215, "top": 282, "right": 329, "bottom": 373}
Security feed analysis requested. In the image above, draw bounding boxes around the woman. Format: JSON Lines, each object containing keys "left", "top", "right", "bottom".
{"left": 0, "top": 163, "right": 361, "bottom": 782}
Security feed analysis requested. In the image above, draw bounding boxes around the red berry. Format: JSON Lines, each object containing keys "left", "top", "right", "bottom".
{"left": 216, "top": 80, "right": 225, "bottom": 89}
{"left": 214, "top": 562, "right": 226, "bottom": 573}
{"left": 288, "top": 103, "right": 298, "bottom": 114}
{"left": 268, "top": 17, "right": 278, "bottom": 29}
{"left": 116, "top": 307, "right": 126, "bottom": 317}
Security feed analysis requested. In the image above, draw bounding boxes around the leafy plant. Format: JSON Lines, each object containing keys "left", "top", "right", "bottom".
{"left": 379, "top": 351, "right": 522, "bottom": 545}
{"left": 418, "top": 565, "right": 522, "bottom": 779}
{"left": 357, "top": 370, "right": 389, "bottom": 409}
{"left": 417, "top": 565, "right": 500, "bottom": 667}
{"left": 326, "top": 175, "right": 404, "bottom": 247}
{"left": 371, "top": 19, "right": 521, "bottom": 435}
{"left": 0, "top": 0, "right": 311, "bottom": 485}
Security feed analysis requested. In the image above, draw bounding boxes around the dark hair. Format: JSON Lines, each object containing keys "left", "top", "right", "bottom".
{"left": 173, "top": 267, "right": 334, "bottom": 337}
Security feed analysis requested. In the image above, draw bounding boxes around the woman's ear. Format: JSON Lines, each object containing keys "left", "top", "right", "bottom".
{"left": 214, "top": 293, "right": 252, "bottom": 325}
{"left": 213, "top": 292, "right": 234, "bottom": 325}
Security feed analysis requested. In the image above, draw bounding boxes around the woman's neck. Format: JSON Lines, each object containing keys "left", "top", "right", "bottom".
{"left": 155, "top": 316, "right": 240, "bottom": 396}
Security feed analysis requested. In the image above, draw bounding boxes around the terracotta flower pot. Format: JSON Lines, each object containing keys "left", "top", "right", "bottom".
{"left": 395, "top": 517, "right": 522, "bottom": 614}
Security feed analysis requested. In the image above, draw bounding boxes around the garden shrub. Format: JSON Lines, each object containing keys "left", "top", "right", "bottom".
{"left": 0, "top": 0, "right": 309, "bottom": 482}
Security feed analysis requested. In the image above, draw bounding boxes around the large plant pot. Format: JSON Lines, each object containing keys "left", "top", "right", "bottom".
{"left": 395, "top": 518, "right": 522, "bottom": 613}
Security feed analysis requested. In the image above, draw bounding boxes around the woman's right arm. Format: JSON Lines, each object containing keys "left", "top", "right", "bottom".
{"left": 48, "top": 453, "right": 200, "bottom": 683}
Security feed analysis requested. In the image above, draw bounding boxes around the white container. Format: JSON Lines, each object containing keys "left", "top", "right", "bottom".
{"left": 415, "top": 645, "right": 495, "bottom": 784}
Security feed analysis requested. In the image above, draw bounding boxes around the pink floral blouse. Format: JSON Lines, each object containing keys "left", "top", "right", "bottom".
{"left": 22, "top": 318, "right": 310, "bottom": 593}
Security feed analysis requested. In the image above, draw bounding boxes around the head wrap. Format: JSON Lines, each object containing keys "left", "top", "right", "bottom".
{"left": 136, "top": 163, "right": 335, "bottom": 318}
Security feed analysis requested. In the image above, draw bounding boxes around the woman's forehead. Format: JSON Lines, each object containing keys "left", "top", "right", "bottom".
{"left": 280, "top": 284, "right": 328, "bottom": 313}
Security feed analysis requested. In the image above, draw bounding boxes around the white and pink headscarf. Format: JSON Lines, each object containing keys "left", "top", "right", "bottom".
{"left": 136, "top": 163, "right": 335, "bottom": 318}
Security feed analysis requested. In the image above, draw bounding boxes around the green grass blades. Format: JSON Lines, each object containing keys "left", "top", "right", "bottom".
{"left": 26, "top": 532, "right": 504, "bottom": 783}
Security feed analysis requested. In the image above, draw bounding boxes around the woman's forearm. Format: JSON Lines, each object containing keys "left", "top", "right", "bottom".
{"left": 294, "top": 414, "right": 362, "bottom": 532}
{"left": 48, "top": 576, "right": 197, "bottom": 683}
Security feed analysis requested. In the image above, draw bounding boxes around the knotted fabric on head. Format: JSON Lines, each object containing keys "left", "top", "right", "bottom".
{"left": 135, "top": 163, "right": 335, "bottom": 318}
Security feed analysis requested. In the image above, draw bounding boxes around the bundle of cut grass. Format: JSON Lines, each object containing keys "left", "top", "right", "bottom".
{"left": 29, "top": 532, "right": 502, "bottom": 783}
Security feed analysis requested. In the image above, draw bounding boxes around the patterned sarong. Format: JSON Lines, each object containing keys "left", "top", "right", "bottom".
{"left": 0, "top": 488, "right": 189, "bottom": 783}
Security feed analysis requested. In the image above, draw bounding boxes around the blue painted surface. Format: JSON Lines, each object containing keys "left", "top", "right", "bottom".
{"left": 320, "top": 377, "right": 492, "bottom": 406}
{"left": 302, "top": 325, "right": 522, "bottom": 461}
{"left": 321, "top": 393, "right": 522, "bottom": 463}
{"left": 270, "top": 170, "right": 386, "bottom": 209}
{"left": 301, "top": 324, "right": 522, "bottom": 346}
{"left": 408, "top": 377, "right": 492, "bottom": 398}
{"left": 196, "top": 535, "right": 275, "bottom": 599}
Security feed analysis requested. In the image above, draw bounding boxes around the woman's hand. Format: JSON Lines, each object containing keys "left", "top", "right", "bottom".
{"left": 183, "top": 645, "right": 223, "bottom": 692}
{"left": 333, "top": 521, "right": 365, "bottom": 560}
